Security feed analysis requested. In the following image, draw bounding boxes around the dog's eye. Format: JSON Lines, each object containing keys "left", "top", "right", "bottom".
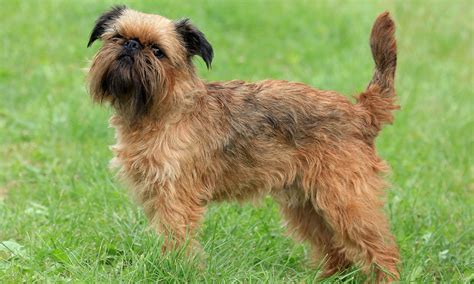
{"left": 151, "top": 45, "right": 165, "bottom": 59}
{"left": 111, "top": 34, "right": 124, "bottom": 43}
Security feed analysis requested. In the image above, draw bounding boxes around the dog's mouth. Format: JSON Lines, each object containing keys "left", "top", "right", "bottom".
{"left": 117, "top": 53, "right": 134, "bottom": 64}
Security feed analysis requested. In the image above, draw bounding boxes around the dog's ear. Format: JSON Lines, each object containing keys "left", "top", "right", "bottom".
{"left": 87, "top": 5, "right": 127, "bottom": 47}
{"left": 175, "top": 19, "right": 214, "bottom": 69}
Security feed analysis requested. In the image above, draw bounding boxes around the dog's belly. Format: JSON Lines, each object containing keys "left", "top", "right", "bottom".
{"left": 208, "top": 153, "right": 307, "bottom": 205}
{"left": 211, "top": 180, "right": 271, "bottom": 203}
{"left": 271, "top": 181, "right": 309, "bottom": 207}
{"left": 210, "top": 174, "right": 308, "bottom": 208}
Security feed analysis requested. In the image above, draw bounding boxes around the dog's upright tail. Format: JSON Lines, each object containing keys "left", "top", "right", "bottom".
{"left": 357, "top": 12, "right": 398, "bottom": 135}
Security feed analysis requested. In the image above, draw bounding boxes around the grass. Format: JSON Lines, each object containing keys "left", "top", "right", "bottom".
{"left": 0, "top": 0, "right": 472, "bottom": 282}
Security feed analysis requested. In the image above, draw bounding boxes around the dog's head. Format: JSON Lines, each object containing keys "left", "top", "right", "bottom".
{"left": 87, "top": 6, "right": 213, "bottom": 119}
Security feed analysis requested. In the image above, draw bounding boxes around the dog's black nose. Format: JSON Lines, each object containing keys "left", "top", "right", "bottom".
{"left": 124, "top": 39, "right": 141, "bottom": 51}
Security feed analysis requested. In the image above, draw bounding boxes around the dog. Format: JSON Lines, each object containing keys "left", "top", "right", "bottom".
{"left": 87, "top": 6, "right": 400, "bottom": 281}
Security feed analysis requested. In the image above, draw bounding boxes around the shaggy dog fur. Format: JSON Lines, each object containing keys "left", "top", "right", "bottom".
{"left": 87, "top": 6, "right": 400, "bottom": 281}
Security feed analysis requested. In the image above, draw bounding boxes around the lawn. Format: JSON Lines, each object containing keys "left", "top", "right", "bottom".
{"left": 0, "top": 0, "right": 472, "bottom": 282}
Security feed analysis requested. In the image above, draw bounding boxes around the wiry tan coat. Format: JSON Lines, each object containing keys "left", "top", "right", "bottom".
{"left": 87, "top": 6, "right": 400, "bottom": 282}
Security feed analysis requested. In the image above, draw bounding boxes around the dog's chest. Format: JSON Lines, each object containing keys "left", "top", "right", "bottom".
{"left": 109, "top": 118, "right": 192, "bottom": 187}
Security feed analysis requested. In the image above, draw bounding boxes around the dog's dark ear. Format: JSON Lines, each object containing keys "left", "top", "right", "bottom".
{"left": 87, "top": 5, "right": 127, "bottom": 47}
{"left": 175, "top": 19, "right": 214, "bottom": 69}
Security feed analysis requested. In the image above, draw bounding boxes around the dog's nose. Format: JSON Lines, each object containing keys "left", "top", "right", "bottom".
{"left": 123, "top": 39, "right": 141, "bottom": 51}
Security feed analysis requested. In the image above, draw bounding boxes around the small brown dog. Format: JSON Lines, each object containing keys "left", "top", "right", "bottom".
{"left": 87, "top": 6, "right": 400, "bottom": 281}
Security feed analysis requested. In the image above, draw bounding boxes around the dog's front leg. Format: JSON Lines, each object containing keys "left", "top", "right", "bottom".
{"left": 143, "top": 181, "right": 207, "bottom": 254}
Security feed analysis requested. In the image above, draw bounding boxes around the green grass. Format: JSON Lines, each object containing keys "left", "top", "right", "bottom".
{"left": 1, "top": 0, "right": 472, "bottom": 282}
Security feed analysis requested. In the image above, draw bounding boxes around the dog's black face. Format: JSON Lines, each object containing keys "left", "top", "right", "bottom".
{"left": 98, "top": 37, "right": 159, "bottom": 118}
{"left": 87, "top": 6, "right": 213, "bottom": 120}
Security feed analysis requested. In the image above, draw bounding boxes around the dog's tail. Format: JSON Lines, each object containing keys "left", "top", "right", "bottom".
{"left": 356, "top": 12, "right": 399, "bottom": 135}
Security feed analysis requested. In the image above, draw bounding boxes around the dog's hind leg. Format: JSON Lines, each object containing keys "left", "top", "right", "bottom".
{"left": 310, "top": 163, "right": 400, "bottom": 282}
{"left": 278, "top": 200, "right": 352, "bottom": 277}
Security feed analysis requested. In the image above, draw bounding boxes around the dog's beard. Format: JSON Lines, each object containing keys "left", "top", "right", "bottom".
{"left": 100, "top": 55, "right": 154, "bottom": 119}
